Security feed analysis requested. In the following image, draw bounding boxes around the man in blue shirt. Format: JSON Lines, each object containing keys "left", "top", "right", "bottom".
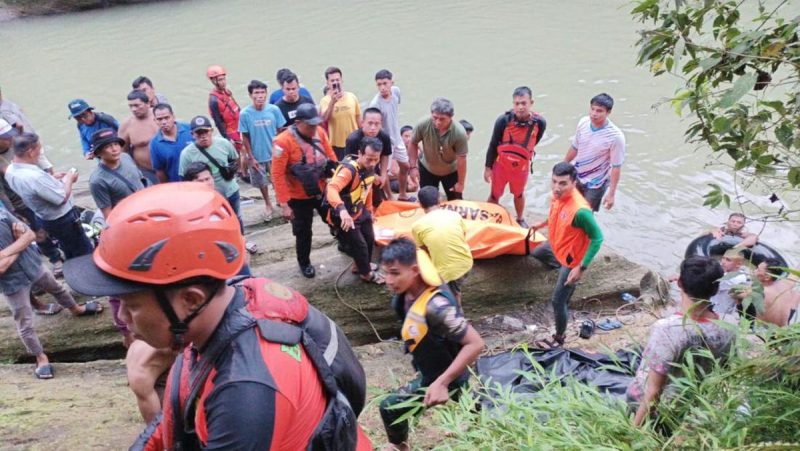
{"left": 67, "top": 99, "right": 118, "bottom": 158}
{"left": 269, "top": 68, "right": 314, "bottom": 104}
{"left": 239, "top": 80, "right": 286, "bottom": 219}
{"left": 150, "top": 104, "right": 193, "bottom": 183}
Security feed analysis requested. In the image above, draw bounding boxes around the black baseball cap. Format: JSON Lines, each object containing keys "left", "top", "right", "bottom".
{"left": 190, "top": 116, "right": 213, "bottom": 131}
{"left": 295, "top": 104, "right": 322, "bottom": 126}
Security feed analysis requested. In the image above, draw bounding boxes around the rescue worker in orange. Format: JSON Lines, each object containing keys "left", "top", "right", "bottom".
{"left": 326, "top": 136, "right": 384, "bottom": 284}
{"left": 63, "top": 183, "right": 372, "bottom": 450}
{"left": 206, "top": 65, "right": 244, "bottom": 174}
{"left": 484, "top": 86, "right": 547, "bottom": 228}
{"left": 530, "top": 162, "right": 603, "bottom": 347}
{"left": 272, "top": 103, "right": 338, "bottom": 278}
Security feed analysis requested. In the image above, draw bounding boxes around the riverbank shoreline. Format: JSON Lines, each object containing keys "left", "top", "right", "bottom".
{"left": 0, "top": 0, "right": 165, "bottom": 21}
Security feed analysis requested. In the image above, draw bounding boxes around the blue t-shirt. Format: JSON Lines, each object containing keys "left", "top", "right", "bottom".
{"left": 238, "top": 105, "right": 286, "bottom": 162}
{"left": 269, "top": 86, "right": 314, "bottom": 105}
{"left": 150, "top": 122, "right": 193, "bottom": 182}
{"left": 78, "top": 112, "right": 119, "bottom": 154}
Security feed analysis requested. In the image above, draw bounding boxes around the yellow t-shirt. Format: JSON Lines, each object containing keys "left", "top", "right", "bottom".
{"left": 411, "top": 208, "right": 473, "bottom": 282}
{"left": 319, "top": 92, "right": 361, "bottom": 148}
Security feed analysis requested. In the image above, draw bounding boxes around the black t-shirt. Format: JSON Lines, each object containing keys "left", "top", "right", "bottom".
{"left": 344, "top": 129, "right": 392, "bottom": 158}
{"left": 275, "top": 96, "right": 315, "bottom": 127}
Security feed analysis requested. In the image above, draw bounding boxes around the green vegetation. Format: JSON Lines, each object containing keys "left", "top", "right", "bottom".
{"left": 419, "top": 324, "right": 800, "bottom": 449}
{"left": 631, "top": 0, "right": 800, "bottom": 222}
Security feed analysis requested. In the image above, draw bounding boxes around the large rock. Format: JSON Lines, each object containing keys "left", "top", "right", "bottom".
{"left": 0, "top": 192, "right": 651, "bottom": 362}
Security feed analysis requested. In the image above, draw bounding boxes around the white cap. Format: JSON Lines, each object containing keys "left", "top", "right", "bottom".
{"left": 0, "top": 118, "right": 18, "bottom": 139}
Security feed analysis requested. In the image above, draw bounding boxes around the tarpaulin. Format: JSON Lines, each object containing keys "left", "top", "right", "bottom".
{"left": 475, "top": 348, "right": 640, "bottom": 403}
{"left": 373, "top": 200, "right": 545, "bottom": 258}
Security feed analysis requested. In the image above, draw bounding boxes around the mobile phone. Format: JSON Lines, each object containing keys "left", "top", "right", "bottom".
{"left": 69, "top": 167, "right": 77, "bottom": 174}
{"left": 332, "top": 82, "right": 340, "bottom": 92}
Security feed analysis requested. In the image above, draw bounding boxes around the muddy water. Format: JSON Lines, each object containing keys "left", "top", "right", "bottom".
{"left": 2, "top": 0, "right": 797, "bottom": 272}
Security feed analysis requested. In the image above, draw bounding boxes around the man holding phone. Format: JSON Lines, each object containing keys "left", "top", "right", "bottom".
{"left": 319, "top": 67, "right": 361, "bottom": 161}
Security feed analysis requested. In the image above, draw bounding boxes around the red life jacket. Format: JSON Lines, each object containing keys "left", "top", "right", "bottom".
{"left": 208, "top": 89, "right": 242, "bottom": 142}
{"left": 141, "top": 278, "right": 367, "bottom": 451}
{"left": 496, "top": 112, "right": 540, "bottom": 173}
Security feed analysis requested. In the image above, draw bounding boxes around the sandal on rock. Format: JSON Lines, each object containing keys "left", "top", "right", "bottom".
{"left": 34, "top": 303, "right": 64, "bottom": 316}
{"left": 361, "top": 271, "right": 385, "bottom": 285}
{"left": 351, "top": 262, "right": 379, "bottom": 274}
{"left": 76, "top": 300, "right": 103, "bottom": 317}
{"left": 534, "top": 335, "right": 565, "bottom": 350}
{"left": 245, "top": 242, "right": 259, "bottom": 254}
{"left": 34, "top": 364, "right": 54, "bottom": 380}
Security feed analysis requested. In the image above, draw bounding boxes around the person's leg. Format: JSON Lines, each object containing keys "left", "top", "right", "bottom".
{"left": 532, "top": 242, "right": 560, "bottom": 269}
{"left": 333, "top": 146, "right": 346, "bottom": 162}
{"left": 289, "top": 199, "right": 314, "bottom": 268}
{"left": 379, "top": 377, "right": 425, "bottom": 449}
{"left": 32, "top": 267, "right": 78, "bottom": 311}
{"left": 249, "top": 162, "right": 274, "bottom": 218}
{"left": 510, "top": 171, "right": 529, "bottom": 224}
{"left": 440, "top": 170, "right": 462, "bottom": 201}
{"left": 417, "top": 164, "right": 439, "bottom": 191}
{"left": 339, "top": 223, "right": 371, "bottom": 276}
{"left": 393, "top": 147, "right": 411, "bottom": 200}
{"left": 551, "top": 265, "right": 577, "bottom": 340}
{"left": 43, "top": 209, "right": 93, "bottom": 259}
{"left": 226, "top": 190, "right": 244, "bottom": 234}
{"left": 361, "top": 213, "right": 375, "bottom": 265}
{"left": 5, "top": 285, "right": 45, "bottom": 358}
{"left": 488, "top": 164, "right": 506, "bottom": 204}
{"left": 578, "top": 181, "right": 607, "bottom": 212}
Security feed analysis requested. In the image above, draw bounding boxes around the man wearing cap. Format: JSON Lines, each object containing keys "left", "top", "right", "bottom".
{"left": 119, "top": 90, "right": 160, "bottom": 185}
{"left": 67, "top": 99, "right": 119, "bottom": 158}
{"left": 88, "top": 129, "right": 145, "bottom": 220}
{"left": 5, "top": 133, "right": 94, "bottom": 259}
{"left": 179, "top": 116, "right": 243, "bottom": 230}
{"left": 272, "top": 103, "right": 338, "bottom": 278}
{"left": 62, "top": 183, "right": 372, "bottom": 450}
{"left": 149, "top": 104, "right": 193, "bottom": 183}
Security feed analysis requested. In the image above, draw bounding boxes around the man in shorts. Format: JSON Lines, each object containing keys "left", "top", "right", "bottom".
{"left": 238, "top": 80, "right": 286, "bottom": 220}
{"left": 484, "top": 86, "right": 546, "bottom": 227}
{"left": 369, "top": 69, "right": 412, "bottom": 201}
{"left": 564, "top": 93, "right": 625, "bottom": 211}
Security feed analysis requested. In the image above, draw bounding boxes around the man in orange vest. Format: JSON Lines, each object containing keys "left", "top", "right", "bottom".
{"left": 531, "top": 162, "right": 603, "bottom": 347}
{"left": 206, "top": 65, "right": 244, "bottom": 176}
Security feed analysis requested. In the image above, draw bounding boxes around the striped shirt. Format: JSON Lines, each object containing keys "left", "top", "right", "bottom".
{"left": 570, "top": 116, "right": 625, "bottom": 188}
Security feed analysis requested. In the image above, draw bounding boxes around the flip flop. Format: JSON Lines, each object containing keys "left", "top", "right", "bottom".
{"left": 397, "top": 196, "right": 418, "bottom": 203}
{"left": 351, "top": 262, "right": 379, "bottom": 274}
{"left": 597, "top": 318, "right": 623, "bottom": 331}
{"left": 245, "top": 242, "right": 259, "bottom": 254}
{"left": 534, "top": 335, "right": 565, "bottom": 350}
{"left": 34, "top": 303, "right": 64, "bottom": 316}
{"left": 76, "top": 300, "right": 103, "bottom": 317}
{"left": 361, "top": 271, "right": 385, "bottom": 285}
{"left": 34, "top": 364, "right": 54, "bottom": 380}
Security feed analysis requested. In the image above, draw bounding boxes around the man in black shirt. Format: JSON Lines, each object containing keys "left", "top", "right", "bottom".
{"left": 344, "top": 108, "right": 391, "bottom": 207}
{"left": 275, "top": 72, "right": 315, "bottom": 129}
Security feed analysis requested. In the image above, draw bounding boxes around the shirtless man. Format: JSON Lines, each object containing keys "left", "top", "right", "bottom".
{"left": 711, "top": 212, "right": 758, "bottom": 248}
{"left": 118, "top": 90, "right": 159, "bottom": 185}
{"left": 754, "top": 258, "right": 799, "bottom": 327}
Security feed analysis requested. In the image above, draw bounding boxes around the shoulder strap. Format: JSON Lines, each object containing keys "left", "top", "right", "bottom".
{"left": 521, "top": 115, "right": 538, "bottom": 149}
{"left": 195, "top": 145, "right": 227, "bottom": 173}
{"left": 98, "top": 163, "right": 138, "bottom": 193}
{"left": 290, "top": 126, "right": 326, "bottom": 165}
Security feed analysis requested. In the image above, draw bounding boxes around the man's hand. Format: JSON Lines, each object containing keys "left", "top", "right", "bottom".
{"left": 85, "top": 152, "right": 96, "bottom": 161}
{"left": 566, "top": 265, "right": 584, "bottom": 285}
{"left": 711, "top": 228, "right": 723, "bottom": 240}
{"left": 330, "top": 90, "right": 343, "bottom": 104}
{"left": 70, "top": 170, "right": 79, "bottom": 183}
{"left": 53, "top": 171, "right": 66, "bottom": 180}
{"left": 12, "top": 222, "right": 27, "bottom": 239}
{"left": 339, "top": 210, "right": 354, "bottom": 231}
{"left": 247, "top": 155, "right": 260, "bottom": 170}
{"left": 281, "top": 205, "right": 294, "bottom": 220}
{"left": 483, "top": 167, "right": 492, "bottom": 184}
{"left": 603, "top": 193, "right": 615, "bottom": 210}
{"left": 409, "top": 167, "right": 420, "bottom": 185}
{"left": 450, "top": 182, "right": 464, "bottom": 194}
{"left": 423, "top": 380, "right": 450, "bottom": 407}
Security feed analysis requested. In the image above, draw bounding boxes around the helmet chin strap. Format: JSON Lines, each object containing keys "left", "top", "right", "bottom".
{"left": 154, "top": 283, "right": 223, "bottom": 351}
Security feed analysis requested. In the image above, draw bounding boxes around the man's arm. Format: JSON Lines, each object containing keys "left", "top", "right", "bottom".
{"left": 204, "top": 382, "right": 280, "bottom": 449}
{"left": 208, "top": 96, "right": 229, "bottom": 140}
{"left": 0, "top": 222, "right": 35, "bottom": 274}
{"left": 320, "top": 95, "right": 337, "bottom": 123}
{"left": 534, "top": 115, "right": 547, "bottom": 145}
{"left": 484, "top": 116, "right": 506, "bottom": 183}
{"left": 634, "top": 370, "right": 667, "bottom": 426}
{"left": 735, "top": 232, "right": 759, "bottom": 248}
{"left": 603, "top": 166, "right": 621, "bottom": 210}
{"left": 566, "top": 208, "right": 604, "bottom": 285}
{"left": 564, "top": 145, "right": 577, "bottom": 162}
{"left": 453, "top": 154, "right": 467, "bottom": 194}
{"left": 424, "top": 324, "right": 484, "bottom": 407}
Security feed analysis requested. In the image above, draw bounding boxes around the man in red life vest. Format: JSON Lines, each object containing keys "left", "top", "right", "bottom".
{"left": 63, "top": 183, "right": 372, "bottom": 450}
{"left": 206, "top": 65, "right": 245, "bottom": 176}
{"left": 484, "top": 86, "right": 547, "bottom": 227}
{"left": 530, "top": 162, "right": 604, "bottom": 347}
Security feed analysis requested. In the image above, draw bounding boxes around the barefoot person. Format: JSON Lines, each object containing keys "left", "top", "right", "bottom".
{"left": 118, "top": 90, "right": 159, "bottom": 185}
{"left": 531, "top": 162, "right": 603, "bottom": 347}
{"left": 379, "top": 237, "right": 484, "bottom": 451}
{"left": 484, "top": 86, "right": 547, "bottom": 227}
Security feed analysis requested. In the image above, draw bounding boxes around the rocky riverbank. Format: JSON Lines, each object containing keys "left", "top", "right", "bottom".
{"left": 0, "top": 0, "right": 164, "bottom": 18}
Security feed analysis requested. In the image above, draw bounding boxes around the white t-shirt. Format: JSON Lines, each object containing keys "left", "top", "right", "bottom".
{"left": 570, "top": 116, "right": 625, "bottom": 188}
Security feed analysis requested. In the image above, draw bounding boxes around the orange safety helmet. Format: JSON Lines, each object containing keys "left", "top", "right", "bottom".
{"left": 206, "top": 64, "right": 227, "bottom": 79}
{"left": 94, "top": 182, "right": 244, "bottom": 285}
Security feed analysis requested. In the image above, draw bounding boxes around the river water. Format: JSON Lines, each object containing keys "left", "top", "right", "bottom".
{"left": 2, "top": 0, "right": 797, "bottom": 273}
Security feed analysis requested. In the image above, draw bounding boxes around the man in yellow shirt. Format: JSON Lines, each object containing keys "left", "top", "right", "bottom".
{"left": 411, "top": 186, "right": 473, "bottom": 300}
{"left": 319, "top": 67, "right": 361, "bottom": 161}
